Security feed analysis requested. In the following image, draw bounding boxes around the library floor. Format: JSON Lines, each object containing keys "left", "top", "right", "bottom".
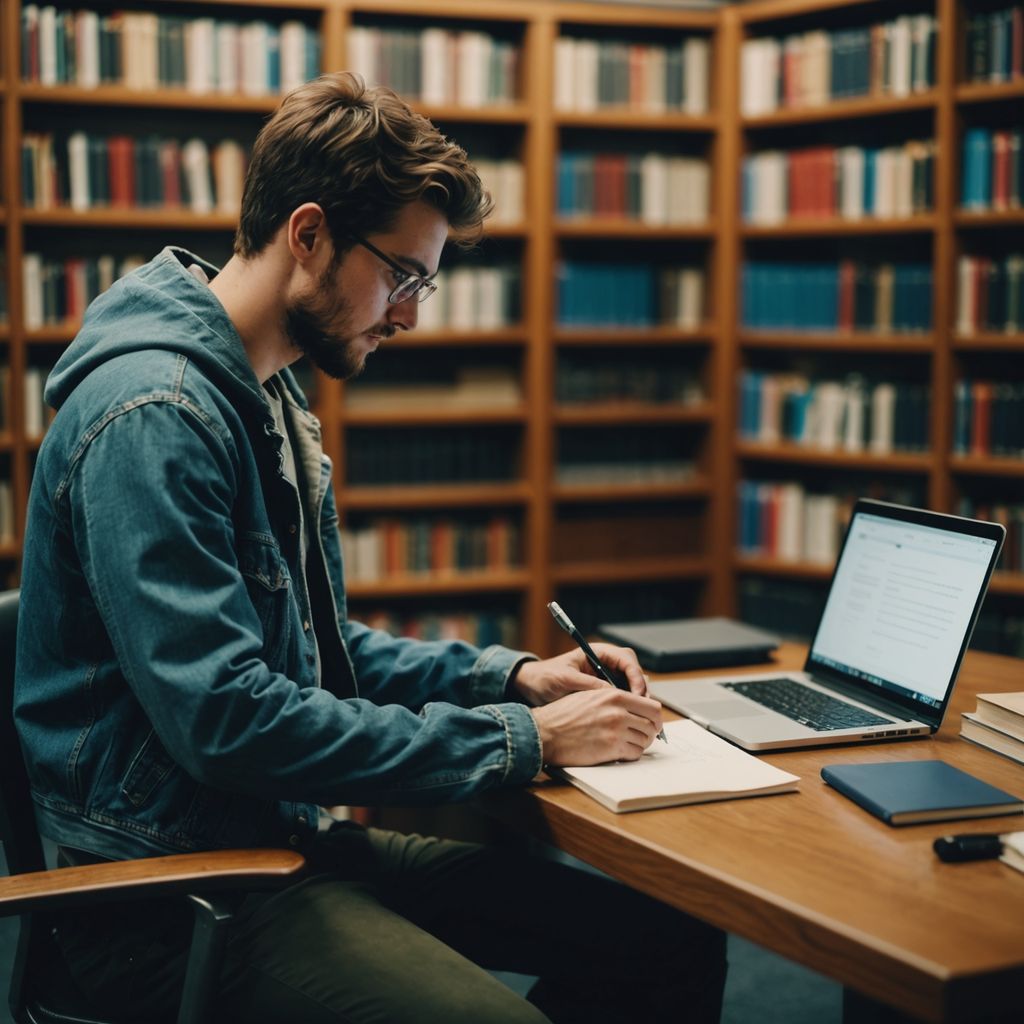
{"left": 0, "top": 841, "right": 841, "bottom": 1023}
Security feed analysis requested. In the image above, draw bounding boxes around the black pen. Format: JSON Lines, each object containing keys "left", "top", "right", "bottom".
{"left": 547, "top": 600, "right": 667, "bottom": 743}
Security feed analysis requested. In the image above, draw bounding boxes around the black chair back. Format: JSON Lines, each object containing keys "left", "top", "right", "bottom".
{"left": 0, "top": 590, "right": 41, "bottom": 879}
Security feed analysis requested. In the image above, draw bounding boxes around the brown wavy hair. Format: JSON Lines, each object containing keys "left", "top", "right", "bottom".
{"left": 235, "top": 72, "right": 492, "bottom": 257}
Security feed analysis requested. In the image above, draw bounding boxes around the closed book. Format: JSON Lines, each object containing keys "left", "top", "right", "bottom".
{"left": 974, "top": 691, "right": 1024, "bottom": 739}
{"left": 821, "top": 760, "right": 1024, "bottom": 826}
{"left": 553, "top": 719, "right": 799, "bottom": 814}
{"left": 961, "top": 712, "right": 1024, "bottom": 767}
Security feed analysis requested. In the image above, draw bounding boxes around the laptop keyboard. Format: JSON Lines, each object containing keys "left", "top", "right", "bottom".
{"left": 723, "top": 678, "right": 892, "bottom": 732}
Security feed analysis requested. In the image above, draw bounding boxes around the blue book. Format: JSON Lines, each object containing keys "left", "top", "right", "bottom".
{"left": 821, "top": 760, "right": 1023, "bottom": 826}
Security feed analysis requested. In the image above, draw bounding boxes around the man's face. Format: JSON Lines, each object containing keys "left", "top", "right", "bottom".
{"left": 284, "top": 201, "right": 448, "bottom": 380}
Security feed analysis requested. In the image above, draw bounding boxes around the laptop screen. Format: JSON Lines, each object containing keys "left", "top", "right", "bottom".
{"left": 805, "top": 501, "right": 1004, "bottom": 725}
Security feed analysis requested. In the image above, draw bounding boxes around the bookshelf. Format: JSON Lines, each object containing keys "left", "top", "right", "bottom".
{"left": 0, "top": 0, "right": 1021, "bottom": 657}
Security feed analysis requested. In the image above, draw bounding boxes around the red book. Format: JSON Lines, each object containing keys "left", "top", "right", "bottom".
{"left": 628, "top": 45, "right": 645, "bottom": 107}
{"left": 971, "top": 381, "right": 991, "bottom": 455}
{"left": 108, "top": 136, "right": 136, "bottom": 208}
{"left": 160, "top": 140, "right": 181, "bottom": 207}
{"left": 992, "top": 131, "right": 1009, "bottom": 211}
{"left": 788, "top": 151, "right": 806, "bottom": 218}
{"left": 837, "top": 259, "right": 855, "bottom": 331}
{"left": 609, "top": 154, "right": 627, "bottom": 218}
{"left": 593, "top": 153, "right": 612, "bottom": 217}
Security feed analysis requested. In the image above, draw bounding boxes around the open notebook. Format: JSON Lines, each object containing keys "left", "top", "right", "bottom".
{"left": 552, "top": 719, "right": 799, "bottom": 813}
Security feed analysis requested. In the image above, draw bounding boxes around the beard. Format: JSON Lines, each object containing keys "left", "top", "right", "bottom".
{"left": 283, "top": 266, "right": 389, "bottom": 381}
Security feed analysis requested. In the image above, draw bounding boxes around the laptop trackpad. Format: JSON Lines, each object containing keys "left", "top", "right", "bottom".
{"left": 686, "top": 699, "right": 770, "bottom": 720}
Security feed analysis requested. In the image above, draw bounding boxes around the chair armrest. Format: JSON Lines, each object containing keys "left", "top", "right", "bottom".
{"left": 0, "top": 848, "right": 306, "bottom": 917}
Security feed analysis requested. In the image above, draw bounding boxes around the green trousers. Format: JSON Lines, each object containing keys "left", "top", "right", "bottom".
{"left": 56, "top": 824, "right": 727, "bottom": 1023}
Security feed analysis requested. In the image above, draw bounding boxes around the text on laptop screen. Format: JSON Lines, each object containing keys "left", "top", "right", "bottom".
{"left": 808, "top": 512, "right": 998, "bottom": 709}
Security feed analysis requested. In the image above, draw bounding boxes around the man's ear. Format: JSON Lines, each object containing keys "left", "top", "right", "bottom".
{"left": 287, "top": 203, "right": 327, "bottom": 263}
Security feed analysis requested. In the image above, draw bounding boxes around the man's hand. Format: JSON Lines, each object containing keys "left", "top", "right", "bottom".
{"left": 510, "top": 644, "right": 647, "bottom": 706}
{"left": 509, "top": 645, "right": 662, "bottom": 766}
{"left": 530, "top": 687, "right": 663, "bottom": 766}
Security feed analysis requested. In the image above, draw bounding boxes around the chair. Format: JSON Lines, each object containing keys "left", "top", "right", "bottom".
{"left": 0, "top": 590, "right": 306, "bottom": 1023}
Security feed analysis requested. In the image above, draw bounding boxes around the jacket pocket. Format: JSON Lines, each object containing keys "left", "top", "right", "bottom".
{"left": 121, "top": 728, "right": 178, "bottom": 807}
{"left": 237, "top": 533, "right": 291, "bottom": 665}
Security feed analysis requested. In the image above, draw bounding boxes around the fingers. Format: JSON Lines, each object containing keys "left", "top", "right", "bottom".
{"left": 588, "top": 642, "right": 647, "bottom": 695}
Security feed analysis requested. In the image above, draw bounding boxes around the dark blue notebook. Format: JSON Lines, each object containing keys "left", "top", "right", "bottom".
{"left": 821, "top": 760, "right": 1024, "bottom": 826}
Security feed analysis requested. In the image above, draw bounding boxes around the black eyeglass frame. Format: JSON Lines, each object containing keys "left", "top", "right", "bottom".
{"left": 349, "top": 235, "right": 438, "bottom": 304}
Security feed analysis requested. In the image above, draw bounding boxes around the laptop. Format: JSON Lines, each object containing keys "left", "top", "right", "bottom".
{"left": 649, "top": 499, "right": 1006, "bottom": 752}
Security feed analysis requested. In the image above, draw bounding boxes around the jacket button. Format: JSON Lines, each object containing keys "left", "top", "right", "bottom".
{"left": 297, "top": 815, "right": 308, "bottom": 826}
{"left": 303, "top": 620, "right": 311, "bottom": 631}
{"left": 288, "top": 523, "right": 298, "bottom": 535}
{"left": 288, "top": 835, "right": 300, "bottom": 847}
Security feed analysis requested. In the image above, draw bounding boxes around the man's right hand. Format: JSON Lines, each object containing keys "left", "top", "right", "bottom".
{"left": 530, "top": 687, "right": 663, "bottom": 766}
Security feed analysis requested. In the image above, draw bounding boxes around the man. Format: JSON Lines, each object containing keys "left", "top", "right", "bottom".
{"left": 15, "top": 73, "right": 726, "bottom": 1022}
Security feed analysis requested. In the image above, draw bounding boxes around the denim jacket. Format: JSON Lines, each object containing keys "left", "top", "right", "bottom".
{"left": 15, "top": 247, "right": 542, "bottom": 861}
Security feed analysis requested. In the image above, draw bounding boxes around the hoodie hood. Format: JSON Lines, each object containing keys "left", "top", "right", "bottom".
{"left": 46, "top": 247, "right": 274, "bottom": 414}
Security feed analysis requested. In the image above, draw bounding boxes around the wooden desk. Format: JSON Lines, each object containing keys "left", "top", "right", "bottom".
{"left": 482, "top": 644, "right": 1024, "bottom": 1023}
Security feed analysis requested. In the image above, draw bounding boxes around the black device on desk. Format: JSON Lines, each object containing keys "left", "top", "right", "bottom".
{"left": 597, "top": 617, "right": 779, "bottom": 672}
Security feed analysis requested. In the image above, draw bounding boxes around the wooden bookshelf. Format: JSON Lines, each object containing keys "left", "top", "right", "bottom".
{"left": 2, "top": 0, "right": 1021, "bottom": 655}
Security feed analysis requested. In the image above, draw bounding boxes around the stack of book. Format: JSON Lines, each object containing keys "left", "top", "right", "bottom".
{"left": 962, "top": 692, "right": 1024, "bottom": 766}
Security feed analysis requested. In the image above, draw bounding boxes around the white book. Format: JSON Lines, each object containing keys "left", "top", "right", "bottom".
{"left": 416, "top": 271, "right": 445, "bottom": 331}
{"left": 644, "top": 45, "right": 666, "bottom": 113}
{"left": 777, "top": 482, "right": 805, "bottom": 562}
{"left": 212, "top": 140, "right": 245, "bottom": 214}
{"left": 640, "top": 152, "right": 668, "bottom": 225}
{"left": 22, "top": 254, "right": 44, "bottom": 331}
{"left": 894, "top": 148, "right": 914, "bottom": 218}
{"left": 812, "top": 380, "right": 845, "bottom": 450}
{"left": 23, "top": 368, "right": 45, "bottom": 438}
{"left": 67, "top": 131, "right": 90, "bottom": 211}
{"left": 216, "top": 23, "right": 240, "bottom": 94}
{"left": 553, "top": 718, "right": 799, "bottom": 814}
{"left": 683, "top": 36, "right": 709, "bottom": 115}
{"left": 76, "top": 10, "right": 100, "bottom": 88}
{"left": 889, "top": 16, "right": 912, "bottom": 97}
{"left": 241, "top": 22, "right": 268, "bottom": 96}
{"left": 678, "top": 268, "right": 703, "bottom": 328}
{"left": 0, "top": 482, "right": 13, "bottom": 545}
{"left": 576, "top": 39, "right": 600, "bottom": 112}
{"left": 869, "top": 383, "right": 896, "bottom": 454}
{"left": 499, "top": 161, "right": 524, "bottom": 223}
{"left": 39, "top": 5, "right": 58, "bottom": 85}
{"left": 553, "top": 37, "right": 577, "bottom": 111}
{"left": 187, "top": 19, "right": 215, "bottom": 94}
{"left": 839, "top": 147, "right": 864, "bottom": 219}
{"left": 457, "top": 31, "right": 488, "bottom": 107}
{"left": 874, "top": 148, "right": 896, "bottom": 218}
{"left": 741, "top": 38, "right": 776, "bottom": 116}
{"left": 841, "top": 376, "right": 865, "bottom": 452}
{"left": 448, "top": 268, "right": 476, "bottom": 330}
{"left": 759, "top": 374, "right": 780, "bottom": 442}
{"left": 346, "top": 25, "right": 376, "bottom": 83}
{"left": 421, "top": 28, "right": 449, "bottom": 105}
{"left": 280, "top": 21, "right": 306, "bottom": 94}
{"left": 182, "top": 138, "right": 213, "bottom": 213}
{"left": 477, "top": 268, "right": 502, "bottom": 330}
{"left": 804, "top": 493, "right": 838, "bottom": 564}
{"left": 803, "top": 30, "right": 829, "bottom": 106}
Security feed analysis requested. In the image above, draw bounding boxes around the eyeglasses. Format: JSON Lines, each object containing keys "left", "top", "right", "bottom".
{"left": 350, "top": 235, "right": 438, "bottom": 304}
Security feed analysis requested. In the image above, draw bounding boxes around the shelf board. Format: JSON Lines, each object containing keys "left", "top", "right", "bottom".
{"left": 0, "top": 543, "right": 20, "bottom": 561}
{"left": 949, "top": 455, "right": 1024, "bottom": 477}
{"left": 0, "top": 433, "right": 15, "bottom": 451}
{"left": 341, "top": 482, "right": 532, "bottom": 510}
{"left": 21, "top": 208, "right": 238, "bottom": 230}
{"left": 384, "top": 326, "right": 527, "bottom": 347}
{"left": 952, "top": 332, "right": 1024, "bottom": 350}
{"left": 343, "top": 405, "right": 528, "bottom": 426}
{"left": 346, "top": 569, "right": 531, "bottom": 599}
{"left": 741, "top": 90, "right": 937, "bottom": 129}
{"left": 954, "top": 210, "right": 1024, "bottom": 229}
{"left": 25, "top": 323, "right": 79, "bottom": 344}
{"left": 955, "top": 80, "right": 1024, "bottom": 106}
{"left": 551, "top": 556, "right": 709, "bottom": 586}
{"left": 18, "top": 83, "right": 281, "bottom": 112}
{"left": 738, "top": 331, "right": 935, "bottom": 352}
{"left": 0, "top": 326, "right": 9, "bottom": 341}
{"left": 989, "top": 572, "right": 1024, "bottom": 597}
{"left": 555, "top": 110, "right": 716, "bottom": 132}
{"left": 553, "top": 325, "right": 714, "bottom": 345}
{"left": 552, "top": 478, "right": 711, "bottom": 503}
{"left": 736, "top": 441, "right": 935, "bottom": 472}
{"left": 555, "top": 220, "right": 715, "bottom": 239}
{"left": 734, "top": 556, "right": 832, "bottom": 580}
{"left": 481, "top": 222, "right": 529, "bottom": 238}
{"left": 412, "top": 102, "right": 531, "bottom": 124}
{"left": 741, "top": 215, "right": 936, "bottom": 237}
{"left": 553, "top": 401, "right": 714, "bottom": 425}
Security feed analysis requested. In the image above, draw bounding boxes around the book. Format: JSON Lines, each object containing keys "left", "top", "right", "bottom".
{"left": 961, "top": 712, "right": 1024, "bottom": 767}
{"left": 821, "top": 760, "right": 1024, "bottom": 826}
{"left": 1001, "top": 831, "right": 1024, "bottom": 875}
{"left": 974, "top": 692, "right": 1024, "bottom": 739}
{"left": 552, "top": 719, "right": 799, "bottom": 814}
